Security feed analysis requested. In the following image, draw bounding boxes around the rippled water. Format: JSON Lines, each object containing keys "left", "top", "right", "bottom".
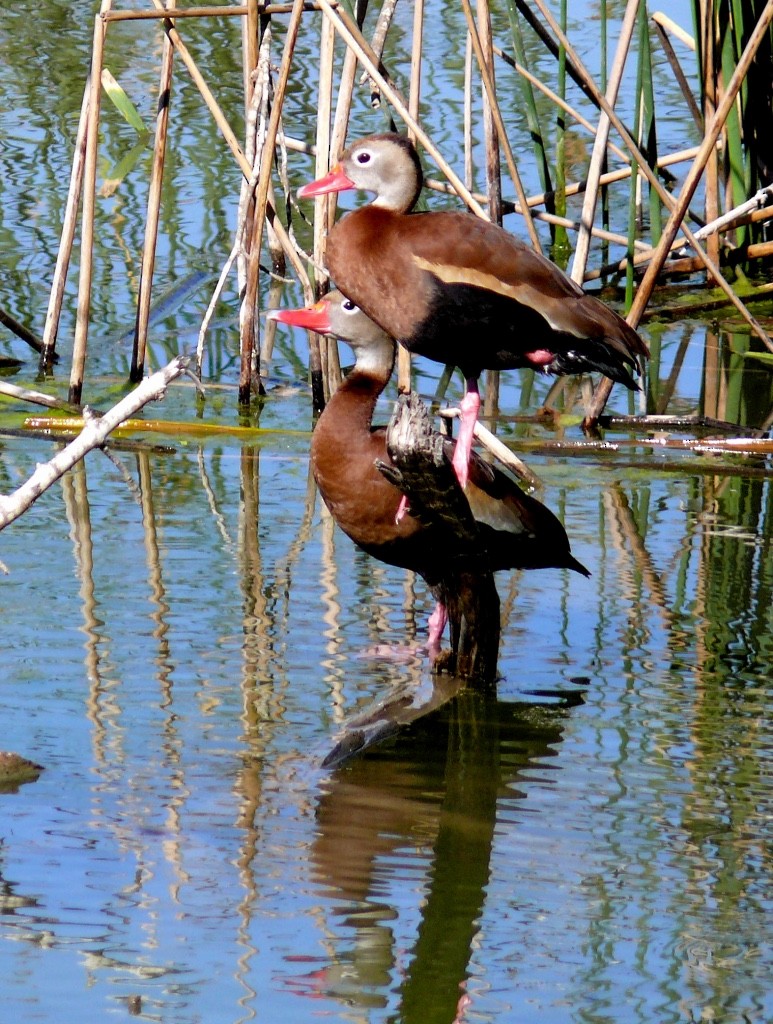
{"left": 2, "top": 1, "right": 772, "bottom": 1022}
{"left": 3, "top": 426, "right": 771, "bottom": 1023}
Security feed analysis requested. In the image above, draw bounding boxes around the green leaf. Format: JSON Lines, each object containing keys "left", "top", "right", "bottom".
{"left": 101, "top": 68, "right": 146, "bottom": 134}
{"left": 741, "top": 351, "right": 773, "bottom": 366}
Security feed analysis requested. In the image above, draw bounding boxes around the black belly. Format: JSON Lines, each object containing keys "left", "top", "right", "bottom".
{"left": 404, "top": 281, "right": 638, "bottom": 388}
{"left": 405, "top": 283, "right": 559, "bottom": 378}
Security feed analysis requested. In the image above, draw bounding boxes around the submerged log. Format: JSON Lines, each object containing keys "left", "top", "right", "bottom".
{"left": 377, "top": 391, "right": 501, "bottom": 684}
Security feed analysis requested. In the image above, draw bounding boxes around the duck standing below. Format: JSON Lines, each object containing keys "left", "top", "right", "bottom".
{"left": 297, "top": 133, "right": 649, "bottom": 489}
{"left": 267, "top": 291, "right": 588, "bottom": 662}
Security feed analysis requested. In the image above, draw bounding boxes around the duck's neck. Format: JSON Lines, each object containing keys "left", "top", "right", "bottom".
{"left": 372, "top": 187, "right": 415, "bottom": 214}
{"left": 325, "top": 366, "right": 390, "bottom": 433}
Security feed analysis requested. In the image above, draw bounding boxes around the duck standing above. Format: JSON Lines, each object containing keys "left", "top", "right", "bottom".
{"left": 267, "top": 290, "right": 588, "bottom": 658}
{"left": 297, "top": 133, "right": 649, "bottom": 489}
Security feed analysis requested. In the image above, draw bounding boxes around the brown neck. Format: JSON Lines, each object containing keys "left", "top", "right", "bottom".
{"left": 311, "top": 367, "right": 393, "bottom": 517}
{"left": 324, "top": 367, "right": 388, "bottom": 434}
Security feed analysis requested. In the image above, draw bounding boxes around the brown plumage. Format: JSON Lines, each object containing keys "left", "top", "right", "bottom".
{"left": 267, "top": 290, "right": 589, "bottom": 649}
{"left": 298, "top": 133, "right": 649, "bottom": 487}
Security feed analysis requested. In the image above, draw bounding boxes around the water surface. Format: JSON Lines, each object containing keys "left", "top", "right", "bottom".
{"left": 1, "top": 2, "right": 771, "bottom": 1022}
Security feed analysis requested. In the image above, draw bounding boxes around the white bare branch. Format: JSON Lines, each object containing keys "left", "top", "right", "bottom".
{"left": 0, "top": 356, "right": 188, "bottom": 530}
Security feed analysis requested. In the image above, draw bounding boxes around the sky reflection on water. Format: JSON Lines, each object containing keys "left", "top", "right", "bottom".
{"left": 2, "top": 428, "right": 771, "bottom": 1023}
{"left": 1, "top": 0, "right": 772, "bottom": 1020}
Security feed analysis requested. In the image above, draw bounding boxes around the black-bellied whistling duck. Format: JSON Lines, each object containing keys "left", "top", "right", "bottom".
{"left": 267, "top": 290, "right": 589, "bottom": 651}
{"left": 297, "top": 133, "right": 649, "bottom": 488}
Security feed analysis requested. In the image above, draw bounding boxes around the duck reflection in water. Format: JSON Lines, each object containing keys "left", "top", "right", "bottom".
{"left": 276, "top": 687, "right": 582, "bottom": 1022}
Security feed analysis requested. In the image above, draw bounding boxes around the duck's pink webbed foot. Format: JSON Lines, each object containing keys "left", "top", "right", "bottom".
{"left": 451, "top": 383, "right": 480, "bottom": 491}
{"left": 395, "top": 493, "right": 410, "bottom": 524}
{"left": 426, "top": 602, "right": 448, "bottom": 653}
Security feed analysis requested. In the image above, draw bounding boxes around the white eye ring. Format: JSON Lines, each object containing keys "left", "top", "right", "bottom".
{"left": 341, "top": 299, "right": 357, "bottom": 314}
{"left": 355, "top": 150, "right": 371, "bottom": 165}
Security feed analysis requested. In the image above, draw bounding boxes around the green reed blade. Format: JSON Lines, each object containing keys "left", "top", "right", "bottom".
{"left": 101, "top": 68, "right": 146, "bottom": 135}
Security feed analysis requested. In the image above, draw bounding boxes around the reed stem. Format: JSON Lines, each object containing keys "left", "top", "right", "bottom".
{"left": 131, "top": 1, "right": 175, "bottom": 383}
{"left": 69, "top": 8, "right": 110, "bottom": 406}
{"left": 41, "top": 83, "right": 90, "bottom": 372}
{"left": 571, "top": 0, "right": 639, "bottom": 283}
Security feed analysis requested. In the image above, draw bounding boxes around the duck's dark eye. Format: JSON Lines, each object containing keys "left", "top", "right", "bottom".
{"left": 342, "top": 299, "right": 357, "bottom": 313}
{"left": 355, "top": 151, "right": 371, "bottom": 165}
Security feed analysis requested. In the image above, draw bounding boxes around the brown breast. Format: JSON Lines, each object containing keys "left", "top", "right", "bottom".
{"left": 310, "top": 374, "right": 431, "bottom": 571}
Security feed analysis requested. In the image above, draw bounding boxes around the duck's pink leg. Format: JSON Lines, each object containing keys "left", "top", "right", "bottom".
{"left": 395, "top": 493, "right": 410, "bottom": 524}
{"left": 427, "top": 602, "right": 448, "bottom": 651}
{"left": 451, "top": 379, "right": 480, "bottom": 491}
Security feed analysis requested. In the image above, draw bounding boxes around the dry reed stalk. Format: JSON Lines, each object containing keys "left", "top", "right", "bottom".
{"left": 544, "top": 146, "right": 700, "bottom": 203}
{"left": 313, "top": 3, "right": 375, "bottom": 409}
{"left": 237, "top": 59, "right": 266, "bottom": 387}
{"left": 0, "top": 307, "right": 45, "bottom": 356}
{"left": 424, "top": 175, "right": 654, "bottom": 250}
{"left": 329, "top": 3, "right": 372, "bottom": 183}
{"left": 146, "top": 0, "right": 310, "bottom": 292}
{"left": 523, "top": 0, "right": 699, "bottom": 257}
{"left": 329, "top": 49, "right": 356, "bottom": 167}
{"left": 197, "top": 34, "right": 270, "bottom": 380}
{"left": 493, "top": 45, "right": 631, "bottom": 165}
{"left": 643, "top": 238, "right": 773, "bottom": 275}
{"left": 152, "top": 4, "right": 245, "bottom": 164}
{"left": 239, "top": 30, "right": 269, "bottom": 295}
{"left": 131, "top": 2, "right": 175, "bottom": 384}
{"left": 315, "top": 10, "right": 341, "bottom": 406}
{"left": 624, "top": 1, "right": 773, "bottom": 326}
{"left": 571, "top": 0, "right": 639, "bottom": 283}
{"left": 697, "top": 3, "right": 721, "bottom": 270}
{"left": 243, "top": 0, "right": 260, "bottom": 110}
{"left": 476, "top": 0, "right": 502, "bottom": 420}
{"left": 239, "top": 0, "right": 306, "bottom": 405}
{"left": 245, "top": 3, "right": 285, "bottom": 279}
{"left": 693, "top": 186, "right": 773, "bottom": 240}
{"left": 69, "top": 6, "right": 110, "bottom": 406}
{"left": 103, "top": 5, "right": 328, "bottom": 22}
{"left": 244, "top": 30, "right": 275, "bottom": 397}
{"left": 397, "top": 0, "right": 425, "bottom": 395}
{"left": 360, "top": 0, "right": 399, "bottom": 107}
{"left": 525, "top": 0, "right": 773, "bottom": 419}
{"left": 41, "top": 84, "right": 89, "bottom": 371}
{"left": 464, "top": 32, "right": 474, "bottom": 188}
{"left": 408, "top": 0, "right": 424, "bottom": 134}
{"left": 460, "top": 0, "right": 540, "bottom": 247}
{"left": 583, "top": 175, "right": 773, "bottom": 282}
{"left": 650, "top": 13, "right": 702, "bottom": 130}
{"left": 259, "top": 277, "right": 287, "bottom": 388}
{"left": 313, "top": 13, "right": 335, "bottom": 276}
{"left": 476, "top": 0, "right": 502, "bottom": 224}
{"left": 521, "top": 146, "right": 702, "bottom": 209}
{"left": 651, "top": 10, "right": 696, "bottom": 50}
{"left": 584, "top": 237, "right": 699, "bottom": 281}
